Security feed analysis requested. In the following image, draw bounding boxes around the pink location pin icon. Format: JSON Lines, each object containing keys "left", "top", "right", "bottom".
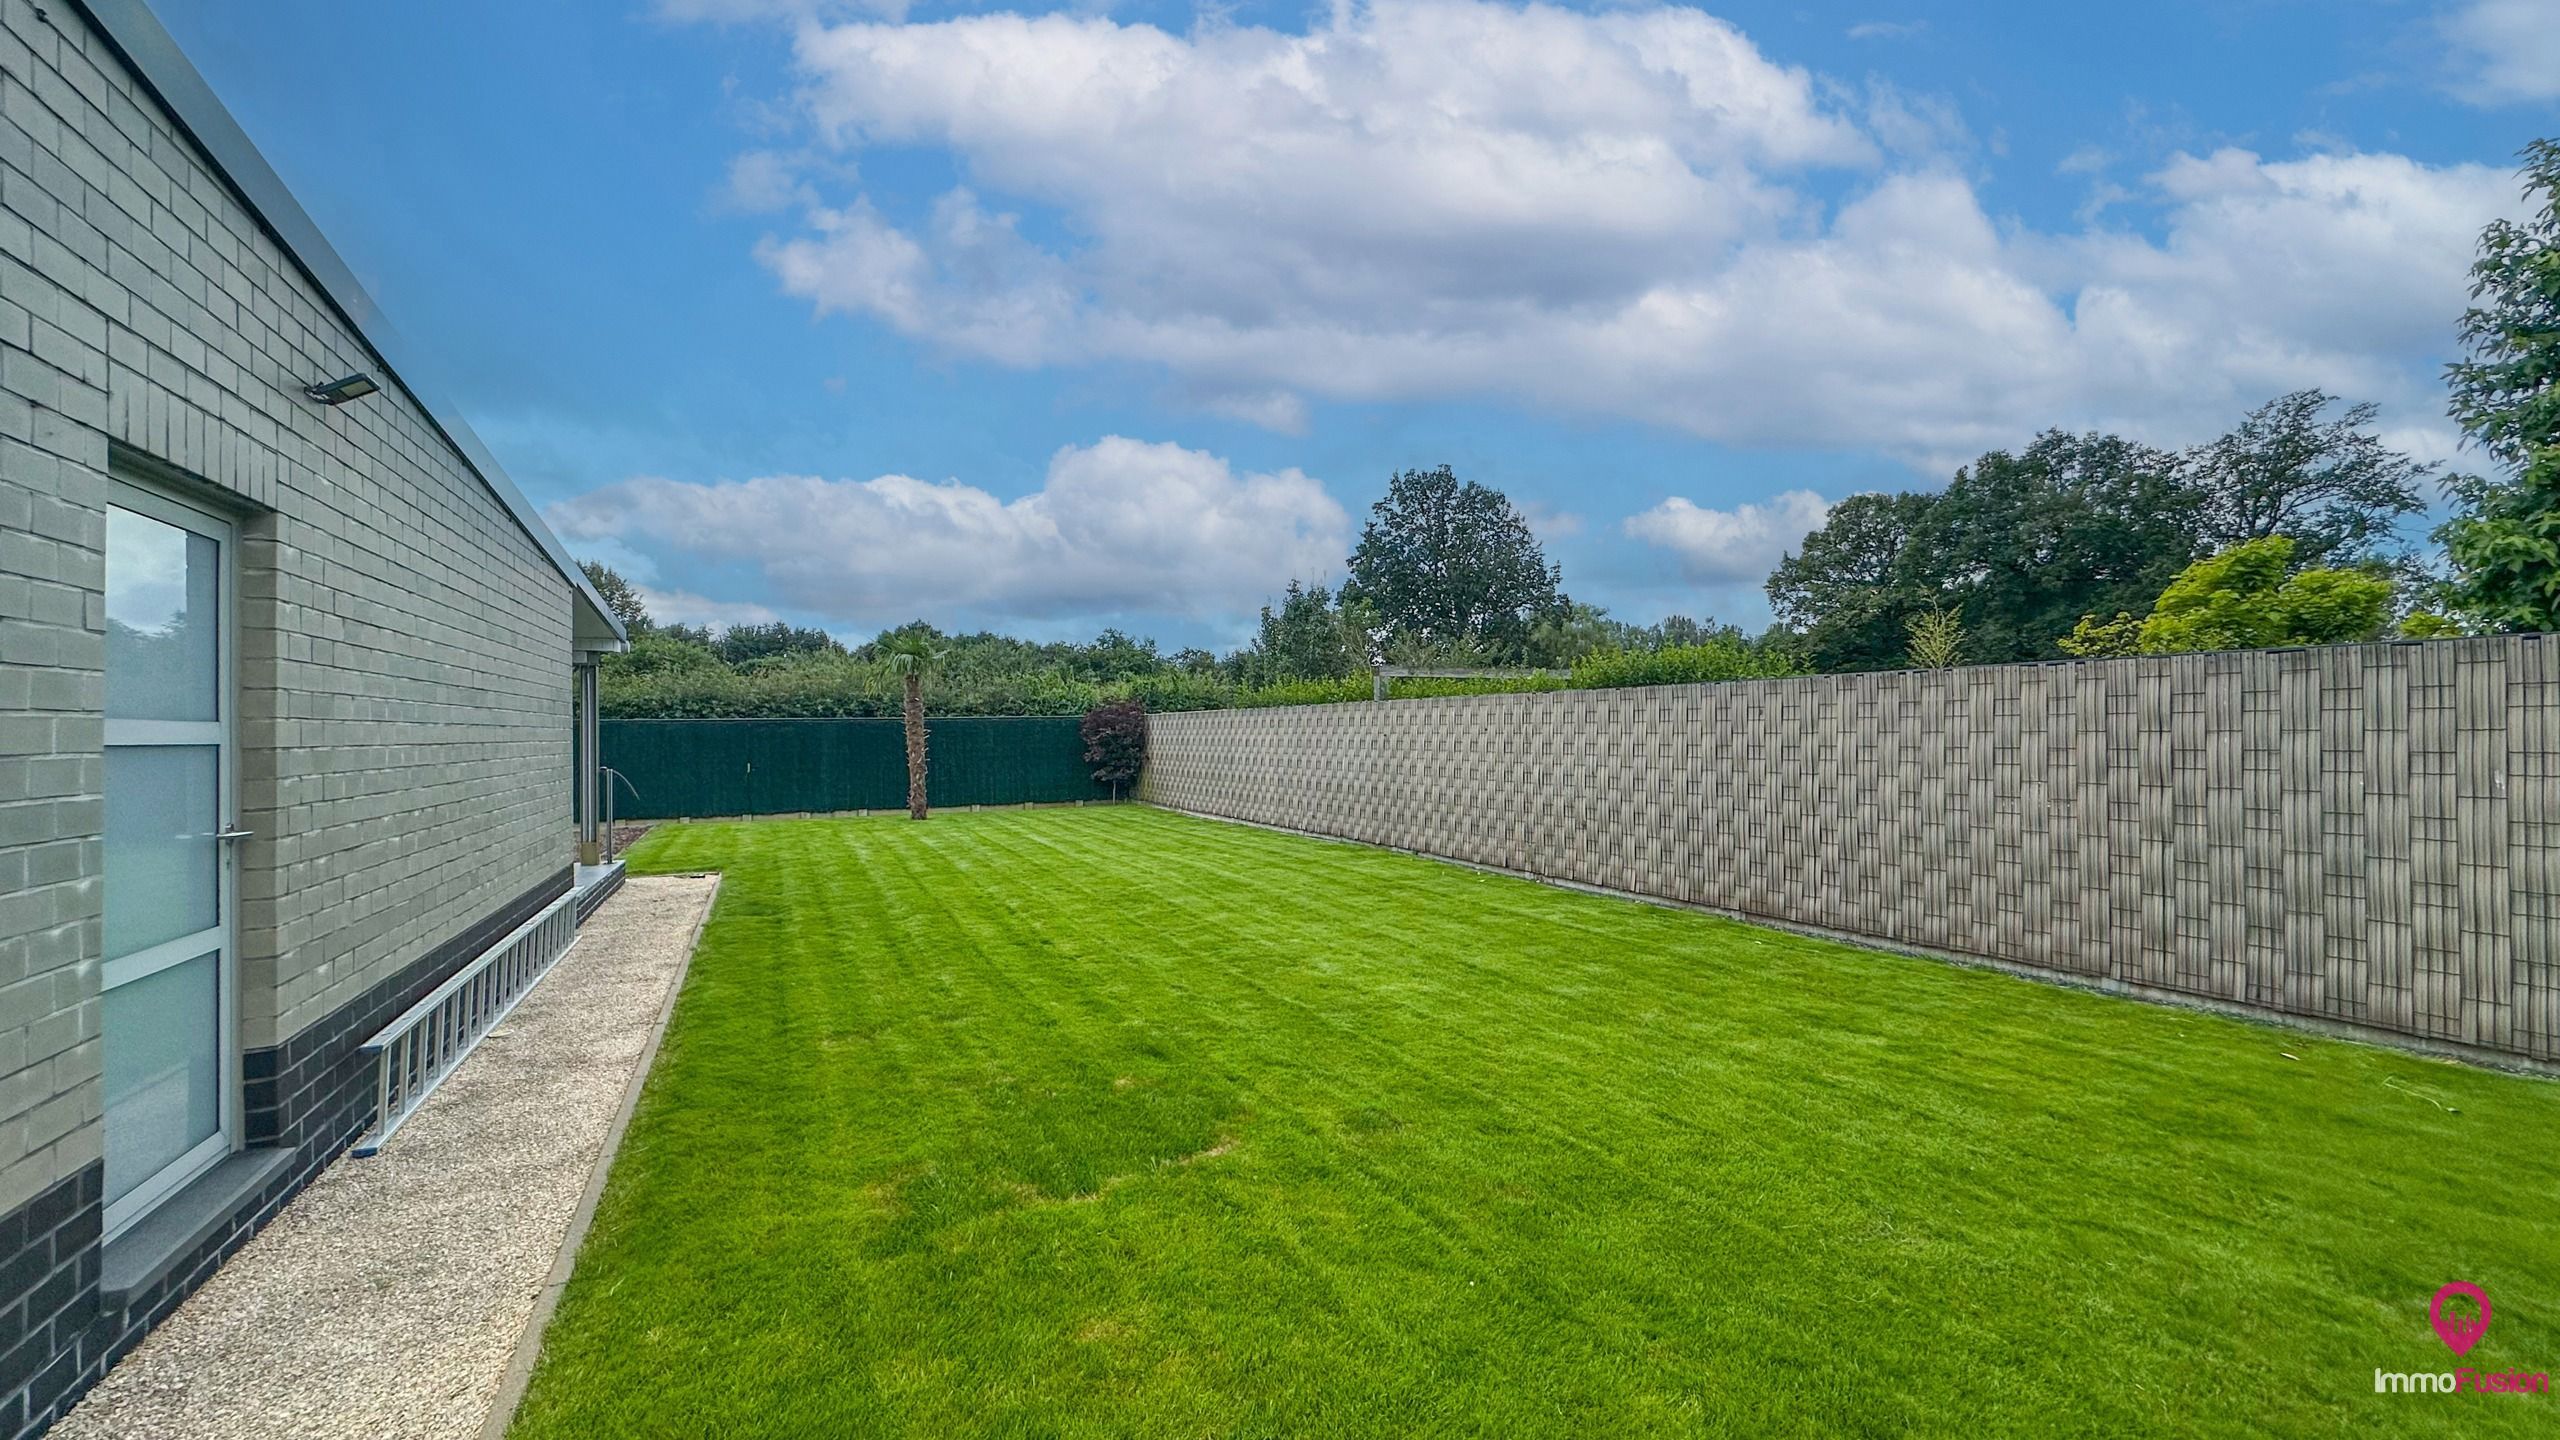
{"left": 2430, "top": 1283, "right": 2491, "bottom": 1357}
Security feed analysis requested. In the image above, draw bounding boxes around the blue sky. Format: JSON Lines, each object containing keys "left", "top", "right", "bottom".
{"left": 155, "top": 0, "right": 2557, "bottom": 648}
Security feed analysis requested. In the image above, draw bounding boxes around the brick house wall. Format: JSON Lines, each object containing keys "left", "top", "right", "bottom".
{"left": 0, "top": 1, "right": 602, "bottom": 1431}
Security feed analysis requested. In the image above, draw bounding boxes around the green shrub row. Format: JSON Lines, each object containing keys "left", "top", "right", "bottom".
{"left": 1568, "top": 640, "right": 1804, "bottom": 688}
{"left": 1230, "top": 674, "right": 1572, "bottom": 708}
{"left": 601, "top": 638, "right": 1803, "bottom": 719}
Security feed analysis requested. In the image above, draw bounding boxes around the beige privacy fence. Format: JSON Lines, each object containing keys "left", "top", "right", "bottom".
{"left": 1143, "top": 636, "right": 2560, "bottom": 1065}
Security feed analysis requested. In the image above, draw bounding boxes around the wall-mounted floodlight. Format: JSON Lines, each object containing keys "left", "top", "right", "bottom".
{"left": 303, "top": 373, "right": 381, "bottom": 405}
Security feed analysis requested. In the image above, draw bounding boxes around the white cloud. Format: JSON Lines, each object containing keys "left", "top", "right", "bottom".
{"left": 2441, "top": 0, "right": 2560, "bottom": 104}
{"left": 759, "top": 191, "right": 1076, "bottom": 368}
{"left": 1860, "top": 81, "right": 1970, "bottom": 159}
{"left": 759, "top": 1, "right": 1867, "bottom": 411}
{"left": 1195, "top": 389, "right": 1311, "bottom": 434}
{"left": 717, "top": 150, "right": 815, "bottom": 213}
{"left": 2054, "top": 149, "right": 2514, "bottom": 436}
{"left": 1847, "top": 20, "right": 1926, "bottom": 41}
{"left": 635, "top": 587, "right": 784, "bottom": 633}
{"left": 711, "top": 1, "right": 2517, "bottom": 461}
{"left": 1624, "top": 490, "right": 1833, "bottom": 583}
{"left": 1518, "top": 499, "right": 1585, "bottom": 541}
{"left": 545, "top": 437, "right": 1349, "bottom": 629}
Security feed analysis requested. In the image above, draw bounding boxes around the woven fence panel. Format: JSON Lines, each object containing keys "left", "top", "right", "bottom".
{"left": 1142, "top": 636, "right": 2560, "bottom": 1064}
{"left": 602, "top": 717, "right": 1108, "bottom": 819}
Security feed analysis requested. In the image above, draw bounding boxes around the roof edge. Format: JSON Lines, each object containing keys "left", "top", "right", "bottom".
{"left": 65, "top": 0, "right": 628, "bottom": 648}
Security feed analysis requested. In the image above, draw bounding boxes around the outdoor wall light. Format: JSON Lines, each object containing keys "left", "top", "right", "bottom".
{"left": 303, "top": 372, "right": 381, "bottom": 405}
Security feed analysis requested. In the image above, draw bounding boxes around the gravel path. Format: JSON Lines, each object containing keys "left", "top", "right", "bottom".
{"left": 55, "top": 874, "right": 721, "bottom": 1440}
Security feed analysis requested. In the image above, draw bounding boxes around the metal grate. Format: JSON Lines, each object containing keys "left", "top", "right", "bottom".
{"left": 351, "top": 892, "right": 580, "bottom": 1156}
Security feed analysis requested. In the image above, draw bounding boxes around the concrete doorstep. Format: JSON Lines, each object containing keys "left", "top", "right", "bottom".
{"left": 52, "top": 876, "right": 720, "bottom": 1440}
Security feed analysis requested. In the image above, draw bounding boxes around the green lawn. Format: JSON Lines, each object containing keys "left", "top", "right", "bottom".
{"left": 511, "top": 807, "right": 2560, "bottom": 1438}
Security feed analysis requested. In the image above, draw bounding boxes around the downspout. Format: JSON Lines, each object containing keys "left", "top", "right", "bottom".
{"left": 576, "top": 658, "right": 602, "bottom": 866}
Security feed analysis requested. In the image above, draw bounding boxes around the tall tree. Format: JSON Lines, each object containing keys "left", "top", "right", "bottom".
{"left": 715, "top": 621, "right": 840, "bottom": 665}
{"left": 1917, "top": 430, "right": 2198, "bottom": 664}
{"left": 1245, "top": 581, "right": 1363, "bottom": 685}
{"left": 578, "top": 560, "right": 653, "bottom": 635}
{"left": 2180, "top": 390, "right": 2427, "bottom": 565}
{"left": 1069, "top": 629, "right": 1165, "bottom": 681}
{"left": 877, "top": 633, "right": 943, "bottom": 820}
{"left": 1343, "top": 466, "right": 1564, "bottom": 661}
{"left": 2439, "top": 139, "right": 2560, "bottom": 633}
{"left": 1525, "top": 602, "right": 1623, "bottom": 668}
{"left": 1766, "top": 491, "right": 1938, "bottom": 672}
{"left": 1768, "top": 433, "right": 2198, "bottom": 672}
{"left": 1651, "top": 614, "right": 1728, "bottom": 649}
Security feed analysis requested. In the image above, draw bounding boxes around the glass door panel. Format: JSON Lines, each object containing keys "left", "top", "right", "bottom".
{"left": 101, "top": 489, "right": 238, "bottom": 1234}
{"left": 101, "top": 951, "right": 223, "bottom": 1208}
{"left": 104, "top": 506, "right": 220, "bottom": 722}
{"left": 102, "top": 745, "right": 220, "bottom": 960}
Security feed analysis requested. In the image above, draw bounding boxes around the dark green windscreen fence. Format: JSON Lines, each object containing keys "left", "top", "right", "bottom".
{"left": 600, "top": 717, "right": 1109, "bottom": 819}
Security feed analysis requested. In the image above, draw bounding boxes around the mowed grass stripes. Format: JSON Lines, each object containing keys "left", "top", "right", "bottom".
{"left": 510, "top": 806, "right": 2560, "bottom": 1438}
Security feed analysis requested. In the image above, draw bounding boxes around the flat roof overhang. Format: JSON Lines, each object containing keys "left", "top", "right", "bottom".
{"left": 66, "top": 0, "right": 630, "bottom": 654}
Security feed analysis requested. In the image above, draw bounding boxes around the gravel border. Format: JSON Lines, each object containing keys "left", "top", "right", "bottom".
{"left": 54, "top": 874, "right": 721, "bottom": 1440}
{"left": 477, "top": 874, "right": 718, "bottom": 1438}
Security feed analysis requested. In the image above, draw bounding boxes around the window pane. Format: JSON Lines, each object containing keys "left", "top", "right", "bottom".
{"left": 104, "top": 746, "right": 218, "bottom": 958}
{"left": 106, "top": 506, "right": 219, "bottom": 722}
{"left": 103, "top": 950, "right": 221, "bottom": 1207}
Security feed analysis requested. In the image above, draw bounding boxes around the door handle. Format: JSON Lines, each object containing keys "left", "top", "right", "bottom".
{"left": 215, "top": 828, "right": 254, "bottom": 842}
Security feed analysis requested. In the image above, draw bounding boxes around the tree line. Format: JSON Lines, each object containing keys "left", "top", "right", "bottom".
{"left": 1781, "top": 139, "right": 2560, "bottom": 670}
{"left": 588, "top": 139, "right": 2560, "bottom": 718}
{"left": 1770, "top": 391, "right": 2443, "bottom": 674}
{"left": 585, "top": 457, "right": 1803, "bottom": 718}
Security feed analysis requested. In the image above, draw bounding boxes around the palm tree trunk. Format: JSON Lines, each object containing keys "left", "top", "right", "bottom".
{"left": 903, "top": 673, "right": 928, "bottom": 820}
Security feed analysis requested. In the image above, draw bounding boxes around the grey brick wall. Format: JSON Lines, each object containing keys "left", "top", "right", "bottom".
{"left": 1145, "top": 637, "right": 2560, "bottom": 1066}
{"left": 0, "top": 0, "right": 574, "bottom": 1230}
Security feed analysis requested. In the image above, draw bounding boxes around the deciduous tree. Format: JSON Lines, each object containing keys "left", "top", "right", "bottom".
{"left": 1344, "top": 466, "right": 1564, "bottom": 661}
{"left": 1244, "top": 581, "right": 1366, "bottom": 685}
{"left": 1768, "top": 433, "right": 2197, "bottom": 671}
{"left": 1917, "top": 431, "right": 2197, "bottom": 664}
{"left": 2438, "top": 139, "right": 2560, "bottom": 632}
{"left": 1765, "top": 491, "right": 1937, "bottom": 672}
{"left": 1080, "top": 700, "right": 1148, "bottom": 800}
{"left": 578, "top": 560, "right": 654, "bottom": 635}
{"left": 2180, "top": 390, "right": 2428, "bottom": 565}
{"left": 2062, "top": 537, "right": 2393, "bottom": 656}
{"left": 715, "top": 621, "right": 841, "bottom": 665}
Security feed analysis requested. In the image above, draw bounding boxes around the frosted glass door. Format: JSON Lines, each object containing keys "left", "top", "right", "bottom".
{"left": 102, "top": 488, "right": 238, "bottom": 1236}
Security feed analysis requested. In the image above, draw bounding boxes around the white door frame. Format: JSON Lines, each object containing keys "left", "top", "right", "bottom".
{"left": 101, "top": 476, "right": 243, "bottom": 1241}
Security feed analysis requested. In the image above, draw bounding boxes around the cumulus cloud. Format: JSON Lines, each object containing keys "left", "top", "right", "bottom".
{"left": 2051, "top": 149, "right": 2513, "bottom": 431}
{"left": 635, "top": 587, "right": 785, "bottom": 633}
{"left": 2441, "top": 0, "right": 2560, "bottom": 104}
{"left": 1517, "top": 499, "right": 1585, "bottom": 541}
{"left": 1195, "top": 390, "right": 1312, "bottom": 434}
{"left": 709, "top": 0, "right": 2514, "bottom": 460}
{"left": 1623, "top": 490, "right": 1833, "bottom": 583}
{"left": 717, "top": 150, "right": 814, "bottom": 213}
{"left": 545, "top": 437, "right": 1348, "bottom": 629}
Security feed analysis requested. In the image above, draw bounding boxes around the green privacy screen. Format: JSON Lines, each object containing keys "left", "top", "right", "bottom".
{"left": 600, "top": 717, "right": 1111, "bottom": 819}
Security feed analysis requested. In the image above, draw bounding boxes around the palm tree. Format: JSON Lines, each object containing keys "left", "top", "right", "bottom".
{"left": 877, "top": 633, "right": 943, "bottom": 820}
